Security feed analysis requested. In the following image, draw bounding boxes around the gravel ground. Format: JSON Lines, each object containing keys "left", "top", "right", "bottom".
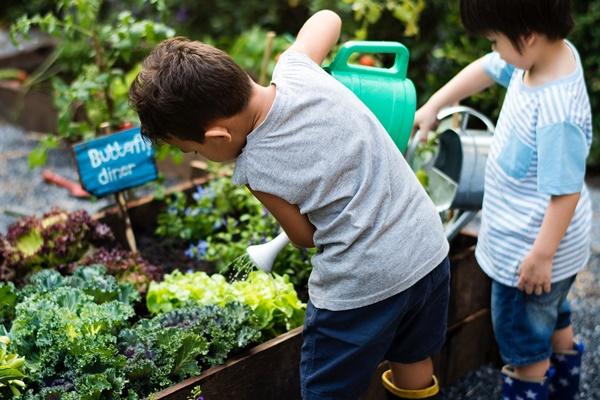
{"left": 1, "top": 120, "right": 599, "bottom": 399}
{"left": 0, "top": 122, "right": 111, "bottom": 230}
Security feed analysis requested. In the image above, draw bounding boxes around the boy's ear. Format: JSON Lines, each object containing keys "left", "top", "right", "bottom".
{"left": 523, "top": 33, "right": 537, "bottom": 48}
{"left": 205, "top": 127, "right": 232, "bottom": 142}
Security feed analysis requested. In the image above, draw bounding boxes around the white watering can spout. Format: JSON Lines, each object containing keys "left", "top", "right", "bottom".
{"left": 246, "top": 231, "right": 290, "bottom": 272}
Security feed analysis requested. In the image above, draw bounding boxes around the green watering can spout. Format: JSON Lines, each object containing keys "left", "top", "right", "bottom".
{"left": 326, "top": 41, "right": 417, "bottom": 154}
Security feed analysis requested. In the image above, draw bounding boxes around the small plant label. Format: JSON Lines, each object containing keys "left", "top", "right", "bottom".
{"left": 73, "top": 127, "right": 157, "bottom": 197}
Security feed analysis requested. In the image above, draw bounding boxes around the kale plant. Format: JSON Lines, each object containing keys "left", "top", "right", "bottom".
{"left": 118, "top": 303, "right": 260, "bottom": 396}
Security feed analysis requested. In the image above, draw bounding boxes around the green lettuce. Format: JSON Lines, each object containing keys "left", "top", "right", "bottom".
{"left": 146, "top": 270, "right": 305, "bottom": 337}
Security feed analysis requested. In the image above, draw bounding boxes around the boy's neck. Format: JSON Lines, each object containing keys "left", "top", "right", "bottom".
{"left": 525, "top": 39, "right": 575, "bottom": 87}
{"left": 240, "top": 81, "right": 277, "bottom": 137}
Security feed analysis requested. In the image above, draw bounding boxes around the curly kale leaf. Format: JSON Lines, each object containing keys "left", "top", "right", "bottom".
{"left": 20, "top": 266, "right": 139, "bottom": 305}
{"left": 9, "top": 283, "right": 134, "bottom": 398}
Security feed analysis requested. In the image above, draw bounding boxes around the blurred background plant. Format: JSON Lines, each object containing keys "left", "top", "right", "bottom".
{"left": 1, "top": 0, "right": 598, "bottom": 167}
{"left": 7, "top": 0, "right": 175, "bottom": 167}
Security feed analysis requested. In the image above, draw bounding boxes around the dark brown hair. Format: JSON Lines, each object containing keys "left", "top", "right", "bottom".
{"left": 460, "top": 0, "right": 574, "bottom": 52}
{"left": 129, "top": 37, "right": 252, "bottom": 143}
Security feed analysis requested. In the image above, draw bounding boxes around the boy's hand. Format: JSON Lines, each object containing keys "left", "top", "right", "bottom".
{"left": 412, "top": 103, "right": 439, "bottom": 143}
{"left": 517, "top": 251, "right": 553, "bottom": 295}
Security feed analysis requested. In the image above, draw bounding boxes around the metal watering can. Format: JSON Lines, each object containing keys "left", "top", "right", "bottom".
{"left": 406, "top": 105, "right": 494, "bottom": 240}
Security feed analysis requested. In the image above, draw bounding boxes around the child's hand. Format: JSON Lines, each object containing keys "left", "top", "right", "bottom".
{"left": 412, "top": 104, "right": 439, "bottom": 143}
{"left": 517, "top": 252, "right": 553, "bottom": 295}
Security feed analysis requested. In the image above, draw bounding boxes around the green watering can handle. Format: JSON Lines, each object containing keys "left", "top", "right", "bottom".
{"left": 327, "top": 41, "right": 409, "bottom": 79}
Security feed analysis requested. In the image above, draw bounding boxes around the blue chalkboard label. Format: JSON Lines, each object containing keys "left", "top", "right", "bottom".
{"left": 73, "top": 127, "right": 157, "bottom": 197}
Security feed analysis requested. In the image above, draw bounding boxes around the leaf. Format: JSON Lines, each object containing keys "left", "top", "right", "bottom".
{"left": 15, "top": 229, "right": 43, "bottom": 257}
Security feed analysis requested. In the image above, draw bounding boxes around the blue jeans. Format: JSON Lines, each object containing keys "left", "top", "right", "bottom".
{"left": 300, "top": 257, "right": 450, "bottom": 400}
{"left": 491, "top": 276, "right": 575, "bottom": 366}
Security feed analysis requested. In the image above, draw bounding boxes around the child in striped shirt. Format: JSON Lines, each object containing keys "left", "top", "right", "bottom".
{"left": 413, "top": 1, "right": 592, "bottom": 399}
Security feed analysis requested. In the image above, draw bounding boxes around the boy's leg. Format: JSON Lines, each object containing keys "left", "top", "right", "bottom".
{"left": 389, "top": 358, "right": 434, "bottom": 390}
{"left": 300, "top": 283, "right": 440, "bottom": 400}
{"left": 514, "top": 358, "right": 551, "bottom": 380}
{"left": 491, "top": 276, "right": 576, "bottom": 400}
{"left": 548, "top": 298, "right": 583, "bottom": 400}
{"left": 551, "top": 325, "right": 574, "bottom": 351}
{"left": 381, "top": 257, "right": 450, "bottom": 399}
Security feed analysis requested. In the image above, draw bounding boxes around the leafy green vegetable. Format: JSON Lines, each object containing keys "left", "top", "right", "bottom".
{"left": 8, "top": 266, "right": 136, "bottom": 399}
{"left": 0, "top": 334, "right": 26, "bottom": 398}
{"left": 146, "top": 270, "right": 305, "bottom": 338}
{"left": 0, "top": 283, "right": 17, "bottom": 329}
{"left": 75, "top": 248, "right": 162, "bottom": 294}
{"left": 0, "top": 209, "right": 114, "bottom": 283}
{"left": 119, "top": 303, "right": 260, "bottom": 396}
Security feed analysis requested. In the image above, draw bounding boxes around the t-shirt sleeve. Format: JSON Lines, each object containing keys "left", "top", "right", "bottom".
{"left": 482, "top": 52, "right": 515, "bottom": 88}
{"left": 536, "top": 121, "right": 588, "bottom": 195}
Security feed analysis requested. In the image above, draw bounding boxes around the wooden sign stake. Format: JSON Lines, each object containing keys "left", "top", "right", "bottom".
{"left": 114, "top": 191, "right": 138, "bottom": 253}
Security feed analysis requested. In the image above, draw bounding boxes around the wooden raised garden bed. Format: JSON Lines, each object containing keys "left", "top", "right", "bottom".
{"left": 95, "top": 180, "right": 500, "bottom": 400}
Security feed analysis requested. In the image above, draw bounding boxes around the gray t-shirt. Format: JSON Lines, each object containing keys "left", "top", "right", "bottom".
{"left": 233, "top": 50, "right": 449, "bottom": 311}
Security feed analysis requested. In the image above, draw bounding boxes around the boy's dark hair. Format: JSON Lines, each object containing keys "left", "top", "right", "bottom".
{"left": 460, "top": 0, "right": 574, "bottom": 52}
{"left": 129, "top": 37, "right": 252, "bottom": 143}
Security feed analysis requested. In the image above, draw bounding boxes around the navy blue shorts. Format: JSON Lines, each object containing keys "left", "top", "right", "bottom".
{"left": 300, "top": 257, "right": 450, "bottom": 400}
{"left": 491, "top": 276, "right": 575, "bottom": 366}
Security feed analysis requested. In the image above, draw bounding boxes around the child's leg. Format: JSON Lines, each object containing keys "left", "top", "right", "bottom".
{"left": 381, "top": 257, "right": 450, "bottom": 399}
{"left": 301, "top": 257, "right": 447, "bottom": 400}
{"left": 514, "top": 358, "right": 551, "bottom": 380}
{"left": 551, "top": 324, "right": 574, "bottom": 351}
{"left": 548, "top": 297, "right": 583, "bottom": 400}
{"left": 491, "top": 276, "right": 577, "bottom": 400}
{"left": 389, "top": 358, "right": 434, "bottom": 389}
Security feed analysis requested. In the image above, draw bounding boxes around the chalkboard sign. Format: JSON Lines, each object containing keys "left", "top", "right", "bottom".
{"left": 73, "top": 127, "right": 157, "bottom": 197}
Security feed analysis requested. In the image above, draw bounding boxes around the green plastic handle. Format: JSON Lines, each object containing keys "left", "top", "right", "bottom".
{"left": 327, "top": 41, "right": 409, "bottom": 79}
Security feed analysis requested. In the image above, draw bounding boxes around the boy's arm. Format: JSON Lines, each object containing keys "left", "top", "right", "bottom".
{"left": 413, "top": 56, "right": 494, "bottom": 136}
{"left": 248, "top": 188, "right": 316, "bottom": 248}
{"left": 517, "top": 193, "right": 580, "bottom": 295}
{"left": 287, "top": 10, "right": 341, "bottom": 65}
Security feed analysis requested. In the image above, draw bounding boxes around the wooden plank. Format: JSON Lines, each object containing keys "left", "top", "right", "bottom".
{"left": 447, "top": 243, "right": 491, "bottom": 325}
{"left": 434, "top": 309, "right": 501, "bottom": 386}
{"left": 152, "top": 327, "right": 304, "bottom": 400}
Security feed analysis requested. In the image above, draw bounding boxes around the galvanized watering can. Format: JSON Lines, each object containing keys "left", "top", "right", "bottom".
{"left": 406, "top": 105, "right": 495, "bottom": 240}
{"left": 325, "top": 41, "right": 417, "bottom": 154}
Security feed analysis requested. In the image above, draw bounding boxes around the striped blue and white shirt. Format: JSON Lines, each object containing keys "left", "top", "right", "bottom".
{"left": 476, "top": 41, "right": 593, "bottom": 287}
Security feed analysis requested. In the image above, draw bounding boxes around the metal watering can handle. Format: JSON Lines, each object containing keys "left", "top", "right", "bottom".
{"left": 436, "top": 105, "right": 495, "bottom": 135}
{"left": 327, "top": 41, "right": 410, "bottom": 79}
{"left": 406, "top": 105, "right": 495, "bottom": 163}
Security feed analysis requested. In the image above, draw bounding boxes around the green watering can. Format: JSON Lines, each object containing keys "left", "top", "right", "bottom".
{"left": 326, "top": 41, "right": 417, "bottom": 154}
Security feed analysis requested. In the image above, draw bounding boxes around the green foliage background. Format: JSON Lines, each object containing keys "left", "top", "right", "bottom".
{"left": 1, "top": 0, "right": 598, "bottom": 166}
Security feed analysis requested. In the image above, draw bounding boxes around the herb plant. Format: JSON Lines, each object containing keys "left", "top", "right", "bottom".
{"left": 9, "top": 0, "right": 175, "bottom": 167}
{"left": 155, "top": 178, "right": 314, "bottom": 288}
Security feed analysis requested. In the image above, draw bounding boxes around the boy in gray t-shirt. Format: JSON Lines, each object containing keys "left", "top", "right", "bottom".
{"left": 130, "top": 10, "right": 449, "bottom": 400}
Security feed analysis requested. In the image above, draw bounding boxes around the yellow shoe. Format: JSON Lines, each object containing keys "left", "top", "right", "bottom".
{"left": 381, "top": 370, "right": 440, "bottom": 399}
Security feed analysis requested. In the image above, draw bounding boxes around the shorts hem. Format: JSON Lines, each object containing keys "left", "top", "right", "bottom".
{"left": 387, "top": 333, "right": 446, "bottom": 364}
{"left": 502, "top": 350, "right": 553, "bottom": 367}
